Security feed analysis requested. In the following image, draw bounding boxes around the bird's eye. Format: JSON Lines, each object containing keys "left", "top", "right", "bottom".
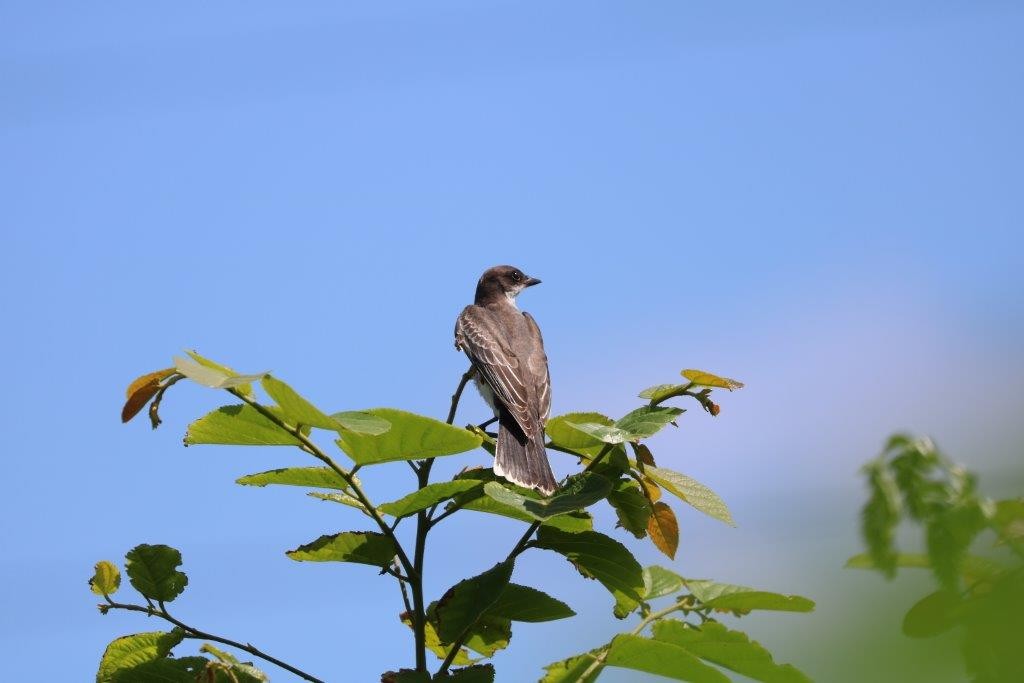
{"left": 512, "top": 271, "right": 522, "bottom": 282}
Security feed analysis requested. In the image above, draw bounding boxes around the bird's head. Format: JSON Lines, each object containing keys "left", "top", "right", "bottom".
{"left": 475, "top": 265, "right": 541, "bottom": 305}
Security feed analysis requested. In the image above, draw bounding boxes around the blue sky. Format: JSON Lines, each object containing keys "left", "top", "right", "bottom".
{"left": 2, "top": 2, "right": 1022, "bottom": 681}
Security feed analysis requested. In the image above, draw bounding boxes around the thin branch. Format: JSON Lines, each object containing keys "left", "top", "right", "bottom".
{"left": 447, "top": 367, "right": 477, "bottom": 425}
{"left": 227, "top": 388, "right": 417, "bottom": 581}
{"left": 103, "top": 599, "right": 323, "bottom": 683}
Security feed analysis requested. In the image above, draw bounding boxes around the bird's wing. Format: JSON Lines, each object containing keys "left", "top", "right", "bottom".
{"left": 455, "top": 305, "right": 535, "bottom": 437}
{"left": 523, "top": 312, "right": 551, "bottom": 425}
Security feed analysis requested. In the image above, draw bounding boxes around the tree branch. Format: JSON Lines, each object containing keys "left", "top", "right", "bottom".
{"left": 102, "top": 599, "right": 324, "bottom": 683}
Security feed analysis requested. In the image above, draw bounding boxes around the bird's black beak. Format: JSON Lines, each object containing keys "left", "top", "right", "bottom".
{"left": 525, "top": 276, "right": 542, "bottom": 287}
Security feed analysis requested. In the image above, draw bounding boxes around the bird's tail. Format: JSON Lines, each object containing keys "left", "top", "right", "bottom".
{"left": 494, "top": 412, "right": 558, "bottom": 496}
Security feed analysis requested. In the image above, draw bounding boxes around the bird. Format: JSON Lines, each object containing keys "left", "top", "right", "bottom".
{"left": 454, "top": 265, "right": 558, "bottom": 496}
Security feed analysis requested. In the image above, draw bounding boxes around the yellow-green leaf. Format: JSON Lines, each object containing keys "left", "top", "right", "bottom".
{"left": 681, "top": 369, "right": 744, "bottom": 391}
{"left": 185, "top": 404, "right": 300, "bottom": 446}
{"left": 645, "top": 466, "right": 735, "bottom": 527}
{"left": 286, "top": 531, "right": 396, "bottom": 565}
{"left": 90, "top": 560, "right": 121, "bottom": 596}
{"left": 336, "top": 408, "right": 481, "bottom": 465}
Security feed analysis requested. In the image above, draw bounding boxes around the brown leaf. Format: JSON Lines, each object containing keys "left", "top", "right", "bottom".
{"left": 640, "top": 476, "right": 662, "bottom": 503}
{"left": 121, "top": 382, "right": 162, "bottom": 423}
{"left": 125, "top": 368, "right": 176, "bottom": 398}
{"left": 633, "top": 443, "right": 656, "bottom": 467}
{"left": 647, "top": 501, "right": 679, "bottom": 559}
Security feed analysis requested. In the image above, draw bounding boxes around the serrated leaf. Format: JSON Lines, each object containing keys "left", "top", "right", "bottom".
{"left": 286, "top": 531, "right": 396, "bottom": 565}
{"left": 97, "top": 630, "right": 185, "bottom": 682}
{"left": 605, "top": 634, "right": 730, "bottom": 683}
{"left": 638, "top": 383, "right": 689, "bottom": 404}
{"left": 615, "top": 406, "right": 684, "bottom": 441}
{"left": 331, "top": 410, "right": 391, "bottom": 435}
{"left": 262, "top": 375, "right": 342, "bottom": 430}
{"left": 540, "top": 652, "right": 603, "bottom": 683}
{"left": 185, "top": 404, "right": 300, "bottom": 446}
{"left": 607, "top": 479, "right": 651, "bottom": 539}
{"left": 534, "top": 527, "right": 644, "bottom": 618}
{"left": 462, "top": 616, "right": 511, "bottom": 658}
{"left": 681, "top": 369, "right": 744, "bottom": 391}
{"left": 482, "top": 473, "right": 611, "bottom": 520}
{"left": 337, "top": 408, "right": 481, "bottom": 465}
{"left": 125, "top": 545, "right": 188, "bottom": 602}
{"left": 174, "top": 353, "right": 264, "bottom": 393}
{"left": 90, "top": 560, "right": 121, "bottom": 596}
{"left": 644, "top": 565, "right": 685, "bottom": 600}
{"left": 653, "top": 620, "right": 811, "bottom": 683}
{"left": 237, "top": 466, "right": 353, "bottom": 490}
{"left": 645, "top": 466, "right": 735, "bottom": 526}
{"left": 685, "top": 579, "right": 814, "bottom": 613}
{"left": 647, "top": 502, "right": 680, "bottom": 559}
{"left": 379, "top": 481, "right": 483, "bottom": 518}
{"left": 488, "top": 584, "right": 575, "bottom": 622}
{"left": 400, "top": 613, "right": 473, "bottom": 666}
{"left": 435, "top": 561, "right": 514, "bottom": 644}
{"left": 902, "top": 590, "right": 961, "bottom": 638}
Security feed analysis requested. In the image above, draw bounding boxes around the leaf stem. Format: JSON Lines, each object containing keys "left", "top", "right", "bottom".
{"left": 102, "top": 598, "right": 324, "bottom": 683}
{"left": 574, "top": 599, "right": 691, "bottom": 681}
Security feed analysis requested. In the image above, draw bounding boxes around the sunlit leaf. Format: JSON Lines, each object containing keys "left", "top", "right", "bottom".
{"left": 547, "top": 412, "right": 618, "bottom": 457}
{"left": 97, "top": 630, "right": 185, "bottom": 683}
{"left": 681, "top": 369, "right": 744, "bottom": 391}
{"left": 122, "top": 368, "right": 176, "bottom": 424}
{"left": 185, "top": 404, "right": 300, "bottom": 446}
{"left": 685, "top": 579, "right": 814, "bottom": 613}
{"left": 337, "top": 408, "right": 481, "bottom": 465}
{"left": 286, "top": 531, "right": 396, "bottom": 566}
{"left": 199, "top": 644, "right": 269, "bottom": 682}
{"left": 643, "top": 565, "right": 685, "bottom": 600}
{"left": 90, "top": 560, "right": 121, "bottom": 596}
{"left": 482, "top": 473, "right": 611, "bottom": 520}
{"left": 435, "top": 561, "right": 515, "bottom": 644}
{"left": 638, "top": 384, "right": 689, "bottom": 404}
{"left": 451, "top": 470, "right": 593, "bottom": 533}
{"left": 400, "top": 613, "right": 473, "bottom": 666}
{"left": 615, "top": 406, "right": 684, "bottom": 440}
{"left": 645, "top": 466, "right": 735, "bottom": 526}
{"left": 564, "top": 422, "right": 631, "bottom": 444}
{"left": 237, "top": 466, "right": 352, "bottom": 490}
{"left": 647, "top": 502, "right": 680, "bottom": 559}
{"left": 174, "top": 353, "right": 264, "bottom": 394}
{"left": 605, "top": 634, "right": 729, "bottom": 683}
{"left": 462, "top": 616, "right": 511, "bottom": 657}
{"left": 331, "top": 410, "right": 391, "bottom": 435}
{"left": 308, "top": 491, "right": 364, "bottom": 510}
{"left": 540, "top": 652, "right": 603, "bottom": 683}
{"left": 125, "top": 544, "right": 188, "bottom": 603}
{"left": 534, "top": 527, "right": 644, "bottom": 618}
{"left": 379, "top": 481, "right": 483, "bottom": 518}
{"left": 653, "top": 620, "right": 811, "bottom": 683}
{"left": 261, "top": 375, "right": 341, "bottom": 430}
{"left": 488, "top": 584, "right": 575, "bottom": 622}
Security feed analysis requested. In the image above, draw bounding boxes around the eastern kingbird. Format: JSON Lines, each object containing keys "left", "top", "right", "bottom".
{"left": 455, "top": 265, "right": 558, "bottom": 496}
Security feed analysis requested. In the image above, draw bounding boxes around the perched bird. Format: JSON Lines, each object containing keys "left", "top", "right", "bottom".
{"left": 455, "top": 265, "right": 558, "bottom": 496}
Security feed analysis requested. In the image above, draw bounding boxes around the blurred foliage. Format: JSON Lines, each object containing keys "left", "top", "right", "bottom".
{"left": 851, "top": 435, "right": 1024, "bottom": 682}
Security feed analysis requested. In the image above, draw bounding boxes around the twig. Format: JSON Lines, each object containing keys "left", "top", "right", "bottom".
{"left": 103, "top": 599, "right": 323, "bottom": 683}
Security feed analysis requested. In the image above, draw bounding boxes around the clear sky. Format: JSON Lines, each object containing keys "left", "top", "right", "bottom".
{"left": 2, "top": 2, "right": 1022, "bottom": 681}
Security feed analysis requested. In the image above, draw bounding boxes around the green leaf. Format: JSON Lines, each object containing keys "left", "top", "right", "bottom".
{"left": 564, "top": 422, "right": 632, "bottom": 445}
{"left": 110, "top": 657, "right": 207, "bottom": 683}
{"left": 97, "top": 630, "right": 185, "bottom": 683}
{"left": 400, "top": 613, "right": 473, "bottom": 666}
{"left": 435, "top": 561, "right": 515, "bottom": 644}
{"left": 462, "top": 616, "right": 512, "bottom": 657}
{"left": 685, "top": 579, "right": 815, "bottom": 613}
{"left": 845, "top": 552, "right": 1005, "bottom": 583}
{"left": 125, "top": 545, "right": 188, "bottom": 603}
{"left": 605, "top": 634, "right": 730, "bottom": 683}
{"left": 185, "top": 404, "right": 300, "bottom": 446}
{"left": 927, "top": 502, "right": 988, "bottom": 592}
{"left": 681, "top": 369, "right": 744, "bottom": 391}
{"left": 482, "top": 473, "right": 611, "bottom": 520}
{"left": 903, "top": 590, "right": 962, "bottom": 638}
{"left": 174, "top": 353, "right": 264, "bottom": 394}
{"left": 607, "top": 479, "right": 651, "bottom": 539}
{"left": 286, "top": 531, "right": 396, "bottom": 566}
{"left": 199, "top": 644, "right": 269, "bottom": 682}
{"left": 331, "top": 410, "right": 391, "bottom": 435}
{"left": 435, "top": 664, "right": 496, "bottom": 682}
{"left": 236, "top": 466, "right": 352, "bottom": 490}
{"left": 639, "top": 383, "right": 689, "bottom": 404}
{"left": 90, "top": 560, "right": 121, "bottom": 596}
{"left": 384, "top": 669, "right": 432, "bottom": 683}
{"left": 547, "top": 412, "right": 619, "bottom": 457}
{"left": 534, "top": 527, "right": 644, "bottom": 618}
{"left": 308, "top": 491, "right": 364, "bottom": 510}
{"left": 644, "top": 565, "right": 686, "bottom": 600}
{"left": 378, "top": 481, "right": 483, "bottom": 518}
{"left": 540, "top": 652, "right": 603, "bottom": 683}
{"left": 645, "top": 466, "right": 735, "bottom": 526}
{"left": 615, "top": 406, "right": 684, "bottom": 441}
{"left": 860, "top": 460, "right": 902, "bottom": 577}
{"left": 653, "top": 620, "right": 811, "bottom": 683}
{"left": 261, "top": 375, "right": 342, "bottom": 430}
{"left": 487, "top": 583, "right": 575, "bottom": 622}
{"left": 337, "top": 408, "right": 482, "bottom": 465}
{"left": 451, "top": 471, "right": 593, "bottom": 533}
